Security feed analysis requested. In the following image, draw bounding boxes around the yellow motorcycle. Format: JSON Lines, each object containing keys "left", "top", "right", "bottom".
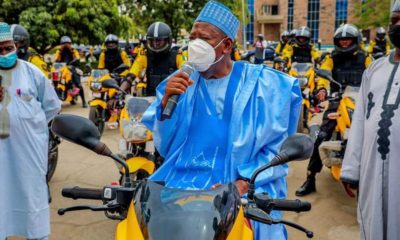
{"left": 87, "top": 64, "right": 129, "bottom": 135}
{"left": 50, "top": 59, "right": 81, "bottom": 104}
{"left": 51, "top": 114, "right": 315, "bottom": 240}
{"left": 117, "top": 96, "right": 157, "bottom": 182}
{"left": 288, "top": 62, "right": 316, "bottom": 133}
{"left": 315, "top": 69, "right": 357, "bottom": 181}
{"left": 273, "top": 56, "right": 288, "bottom": 73}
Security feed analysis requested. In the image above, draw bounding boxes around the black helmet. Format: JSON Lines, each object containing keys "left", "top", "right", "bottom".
{"left": 290, "top": 29, "right": 296, "bottom": 37}
{"left": 104, "top": 34, "right": 119, "bottom": 49}
{"left": 146, "top": 22, "right": 172, "bottom": 54}
{"left": 333, "top": 24, "right": 359, "bottom": 54}
{"left": 281, "top": 31, "right": 290, "bottom": 42}
{"left": 295, "top": 27, "right": 311, "bottom": 46}
{"left": 10, "top": 24, "right": 30, "bottom": 57}
{"left": 60, "top": 36, "right": 72, "bottom": 44}
{"left": 376, "top": 27, "right": 386, "bottom": 41}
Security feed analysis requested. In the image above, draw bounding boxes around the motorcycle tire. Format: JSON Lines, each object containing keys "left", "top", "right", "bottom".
{"left": 47, "top": 131, "right": 59, "bottom": 182}
{"left": 89, "top": 106, "right": 105, "bottom": 136}
{"left": 297, "top": 105, "right": 305, "bottom": 133}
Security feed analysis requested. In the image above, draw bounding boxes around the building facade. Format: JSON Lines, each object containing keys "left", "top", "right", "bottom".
{"left": 244, "top": 0, "right": 359, "bottom": 45}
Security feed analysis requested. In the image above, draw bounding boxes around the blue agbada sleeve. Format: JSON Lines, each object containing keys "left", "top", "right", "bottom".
{"left": 142, "top": 71, "right": 198, "bottom": 158}
{"left": 235, "top": 68, "right": 302, "bottom": 192}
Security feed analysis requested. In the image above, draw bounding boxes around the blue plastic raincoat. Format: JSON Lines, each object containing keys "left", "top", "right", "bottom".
{"left": 142, "top": 62, "right": 301, "bottom": 239}
{"left": 0, "top": 60, "right": 61, "bottom": 239}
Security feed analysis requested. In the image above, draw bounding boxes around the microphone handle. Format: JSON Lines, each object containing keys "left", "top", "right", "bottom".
{"left": 162, "top": 94, "right": 179, "bottom": 120}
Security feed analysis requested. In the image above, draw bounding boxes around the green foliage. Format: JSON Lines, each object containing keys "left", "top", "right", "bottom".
{"left": 120, "top": 0, "right": 246, "bottom": 40}
{"left": 354, "top": 0, "right": 391, "bottom": 29}
{"left": 0, "top": 0, "right": 128, "bottom": 54}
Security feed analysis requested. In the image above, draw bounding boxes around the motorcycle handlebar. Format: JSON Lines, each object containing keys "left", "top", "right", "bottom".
{"left": 270, "top": 199, "right": 311, "bottom": 212}
{"left": 62, "top": 186, "right": 103, "bottom": 200}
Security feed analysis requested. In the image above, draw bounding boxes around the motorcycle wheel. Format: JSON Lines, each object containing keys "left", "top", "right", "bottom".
{"left": 297, "top": 104, "right": 305, "bottom": 133}
{"left": 47, "top": 133, "right": 59, "bottom": 182}
{"left": 89, "top": 106, "right": 105, "bottom": 135}
{"left": 136, "top": 87, "right": 144, "bottom": 97}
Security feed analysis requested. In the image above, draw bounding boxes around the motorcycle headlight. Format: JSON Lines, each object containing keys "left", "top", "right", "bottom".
{"left": 347, "top": 107, "right": 354, "bottom": 121}
{"left": 91, "top": 82, "right": 102, "bottom": 91}
{"left": 298, "top": 77, "right": 308, "bottom": 87}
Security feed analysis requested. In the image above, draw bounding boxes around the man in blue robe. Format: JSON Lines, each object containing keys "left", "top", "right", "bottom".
{"left": 142, "top": 1, "right": 302, "bottom": 239}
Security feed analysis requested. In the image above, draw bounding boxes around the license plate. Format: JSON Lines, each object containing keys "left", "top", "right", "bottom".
{"left": 91, "top": 92, "right": 102, "bottom": 98}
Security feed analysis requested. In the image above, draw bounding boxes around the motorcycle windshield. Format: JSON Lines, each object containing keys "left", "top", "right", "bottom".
{"left": 91, "top": 69, "right": 108, "bottom": 79}
{"left": 134, "top": 181, "right": 241, "bottom": 240}
{"left": 292, "top": 63, "right": 313, "bottom": 75}
{"left": 53, "top": 62, "right": 65, "bottom": 70}
{"left": 126, "top": 97, "right": 154, "bottom": 119}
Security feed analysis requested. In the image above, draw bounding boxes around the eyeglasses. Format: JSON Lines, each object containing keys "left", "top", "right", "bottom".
{"left": 0, "top": 45, "right": 16, "bottom": 55}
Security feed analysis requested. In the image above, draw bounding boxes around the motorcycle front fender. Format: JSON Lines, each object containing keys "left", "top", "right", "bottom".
{"left": 89, "top": 99, "right": 107, "bottom": 109}
{"left": 122, "top": 157, "right": 155, "bottom": 175}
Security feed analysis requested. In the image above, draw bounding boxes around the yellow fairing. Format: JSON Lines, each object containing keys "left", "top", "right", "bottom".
{"left": 122, "top": 157, "right": 155, "bottom": 175}
{"left": 115, "top": 202, "right": 253, "bottom": 240}
{"left": 336, "top": 97, "right": 355, "bottom": 137}
{"left": 115, "top": 202, "right": 144, "bottom": 240}
{"left": 57, "top": 84, "right": 66, "bottom": 91}
{"left": 89, "top": 99, "right": 107, "bottom": 109}
{"left": 226, "top": 206, "right": 254, "bottom": 240}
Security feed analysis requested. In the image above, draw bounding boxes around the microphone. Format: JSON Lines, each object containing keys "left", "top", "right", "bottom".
{"left": 161, "top": 63, "right": 194, "bottom": 119}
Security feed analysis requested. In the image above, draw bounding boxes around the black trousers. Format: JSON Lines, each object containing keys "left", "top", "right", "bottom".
{"left": 307, "top": 101, "right": 340, "bottom": 173}
{"left": 71, "top": 69, "right": 85, "bottom": 103}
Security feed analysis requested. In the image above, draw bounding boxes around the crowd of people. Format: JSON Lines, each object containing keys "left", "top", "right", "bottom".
{"left": 1, "top": 0, "right": 400, "bottom": 239}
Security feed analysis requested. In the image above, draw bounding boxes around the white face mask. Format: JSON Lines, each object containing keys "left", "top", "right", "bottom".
{"left": 188, "top": 38, "right": 226, "bottom": 72}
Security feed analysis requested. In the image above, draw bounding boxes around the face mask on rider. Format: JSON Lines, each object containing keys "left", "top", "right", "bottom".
{"left": 188, "top": 38, "right": 226, "bottom": 72}
{"left": 389, "top": 24, "right": 400, "bottom": 49}
{"left": 0, "top": 50, "right": 17, "bottom": 69}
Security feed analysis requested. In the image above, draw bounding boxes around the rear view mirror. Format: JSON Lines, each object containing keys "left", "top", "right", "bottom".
{"left": 102, "top": 79, "right": 120, "bottom": 90}
{"left": 316, "top": 69, "right": 333, "bottom": 82}
{"left": 114, "top": 64, "right": 129, "bottom": 74}
{"left": 51, "top": 114, "right": 102, "bottom": 152}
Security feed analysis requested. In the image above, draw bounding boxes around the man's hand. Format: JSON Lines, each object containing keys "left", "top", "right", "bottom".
{"left": 316, "top": 89, "right": 327, "bottom": 102}
{"left": 0, "top": 86, "right": 4, "bottom": 102}
{"left": 342, "top": 182, "right": 358, "bottom": 198}
{"left": 161, "top": 72, "right": 194, "bottom": 108}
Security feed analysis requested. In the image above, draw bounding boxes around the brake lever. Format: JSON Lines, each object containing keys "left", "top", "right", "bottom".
{"left": 273, "top": 219, "right": 314, "bottom": 239}
{"left": 58, "top": 203, "right": 120, "bottom": 215}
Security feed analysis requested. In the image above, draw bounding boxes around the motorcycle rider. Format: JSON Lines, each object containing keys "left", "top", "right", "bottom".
{"left": 295, "top": 24, "right": 373, "bottom": 196}
{"left": 283, "top": 26, "right": 320, "bottom": 66}
{"left": 10, "top": 24, "right": 48, "bottom": 76}
{"left": 289, "top": 29, "right": 297, "bottom": 45}
{"left": 98, "top": 34, "right": 131, "bottom": 73}
{"left": 55, "top": 36, "right": 87, "bottom": 107}
{"left": 367, "top": 27, "right": 391, "bottom": 56}
{"left": 275, "top": 30, "right": 291, "bottom": 56}
{"left": 54, "top": 36, "right": 80, "bottom": 63}
{"left": 118, "top": 22, "right": 186, "bottom": 97}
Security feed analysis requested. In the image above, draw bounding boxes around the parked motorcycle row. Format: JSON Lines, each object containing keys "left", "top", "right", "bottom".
{"left": 271, "top": 51, "right": 360, "bottom": 182}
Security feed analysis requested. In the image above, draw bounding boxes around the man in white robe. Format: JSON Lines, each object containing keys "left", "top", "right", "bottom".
{"left": 341, "top": 2, "right": 400, "bottom": 239}
{"left": 0, "top": 22, "right": 61, "bottom": 240}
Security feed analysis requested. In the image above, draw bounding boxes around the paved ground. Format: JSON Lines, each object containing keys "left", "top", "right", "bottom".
{"left": 13, "top": 88, "right": 360, "bottom": 239}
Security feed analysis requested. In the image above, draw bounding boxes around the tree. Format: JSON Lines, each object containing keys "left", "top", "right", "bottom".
{"left": 120, "top": 0, "right": 246, "bottom": 40}
{"left": 354, "top": 0, "right": 391, "bottom": 29}
{"left": 0, "top": 0, "right": 129, "bottom": 54}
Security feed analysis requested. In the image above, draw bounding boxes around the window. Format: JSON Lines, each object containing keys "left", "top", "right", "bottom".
{"left": 245, "top": 0, "right": 255, "bottom": 44}
{"left": 287, "top": 0, "right": 294, "bottom": 31}
{"left": 335, "top": 0, "right": 348, "bottom": 29}
{"left": 307, "top": 0, "right": 320, "bottom": 43}
{"left": 262, "top": 5, "right": 279, "bottom": 15}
